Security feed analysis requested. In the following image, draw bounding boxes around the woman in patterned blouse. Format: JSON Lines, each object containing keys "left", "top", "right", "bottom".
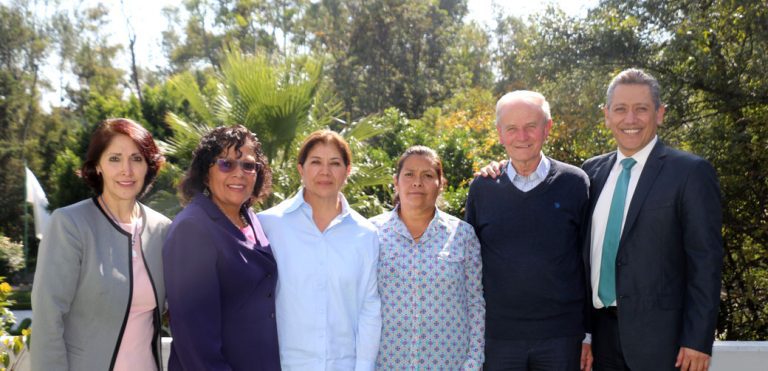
{"left": 369, "top": 145, "right": 485, "bottom": 370}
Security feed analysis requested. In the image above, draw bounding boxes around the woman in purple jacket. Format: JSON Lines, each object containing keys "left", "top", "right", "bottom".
{"left": 163, "top": 125, "right": 279, "bottom": 370}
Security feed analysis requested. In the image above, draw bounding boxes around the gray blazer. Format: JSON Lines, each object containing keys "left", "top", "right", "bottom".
{"left": 31, "top": 197, "right": 171, "bottom": 371}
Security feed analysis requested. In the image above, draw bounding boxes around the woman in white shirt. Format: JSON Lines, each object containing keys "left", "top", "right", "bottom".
{"left": 258, "top": 129, "right": 381, "bottom": 371}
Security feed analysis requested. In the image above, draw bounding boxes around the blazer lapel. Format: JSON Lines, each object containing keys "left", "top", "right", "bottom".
{"left": 589, "top": 153, "right": 616, "bottom": 209}
{"left": 620, "top": 141, "right": 667, "bottom": 245}
{"left": 583, "top": 152, "right": 616, "bottom": 267}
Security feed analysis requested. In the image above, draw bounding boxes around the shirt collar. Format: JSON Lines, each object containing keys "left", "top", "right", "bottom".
{"left": 388, "top": 205, "right": 444, "bottom": 242}
{"left": 506, "top": 152, "right": 550, "bottom": 180}
{"left": 616, "top": 135, "right": 657, "bottom": 169}
{"left": 283, "top": 187, "right": 351, "bottom": 219}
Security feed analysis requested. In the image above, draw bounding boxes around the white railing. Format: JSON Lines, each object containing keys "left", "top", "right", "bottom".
{"left": 3, "top": 338, "right": 767, "bottom": 370}
{"left": 711, "top": 341, "right": 768, "bottom": 371}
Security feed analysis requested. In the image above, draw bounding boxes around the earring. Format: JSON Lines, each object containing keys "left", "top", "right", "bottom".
{"left": 203, "top": 187, "right": 210, "bottom": 197}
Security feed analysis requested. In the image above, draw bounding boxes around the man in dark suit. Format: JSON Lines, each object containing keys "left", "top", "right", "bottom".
{"left": 583, "top": 68, "right": 723, "bottom": 371}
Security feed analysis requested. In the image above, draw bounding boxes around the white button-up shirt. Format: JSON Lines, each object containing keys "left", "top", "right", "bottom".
{"left": 591, "top": 136, "right": 658, "bottom": 308}
{"left": 506, "top": 153, "right": 551, "bottom": 192}
{"left": 258, "top": 189, "right": 381, "bottom": 371}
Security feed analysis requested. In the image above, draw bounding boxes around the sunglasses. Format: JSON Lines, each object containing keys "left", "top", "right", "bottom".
{"left": 214, "top": 158, "right": 260, "bottom": 174}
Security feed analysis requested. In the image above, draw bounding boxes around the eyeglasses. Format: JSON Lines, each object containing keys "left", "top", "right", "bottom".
{"left": 214, "top": 158, "right": 261, "bottom": 174}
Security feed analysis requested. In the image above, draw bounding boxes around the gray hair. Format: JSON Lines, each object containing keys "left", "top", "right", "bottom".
{"left": 606, "top": 68, "right": 662, "bottom": 110}
{"left": 495, "top": 90, "right": 552, "bottom": 126}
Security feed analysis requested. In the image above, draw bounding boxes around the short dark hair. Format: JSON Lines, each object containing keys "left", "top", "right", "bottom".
{"left": 81, "top": 118, "right": 164, "bottom": 198}
{"left": 393, "top": 145, "right": 445, "bottom": 206}
{"left": 606, "top": 68, "right": 663, "bottom": 110}
{"left": 297, "top": 130, "right": 352, "bottom": 167}
{"left": 179, "top": 125, "right": 272, "bottom": 207}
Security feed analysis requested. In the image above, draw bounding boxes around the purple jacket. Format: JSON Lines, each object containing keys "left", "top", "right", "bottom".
{"left": 164, "top": 194, "right": 279, "bottom": 371}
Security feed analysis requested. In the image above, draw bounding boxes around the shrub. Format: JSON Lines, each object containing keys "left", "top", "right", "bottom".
{"left": 0, "top": 237, "right": 24, "bottom": 278}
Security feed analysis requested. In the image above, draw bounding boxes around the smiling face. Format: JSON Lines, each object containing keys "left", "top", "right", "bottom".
{"left": 604, "top": 83, "right": 665, "bottom": 156}
{"left": 496, "top": 99, "right": 552, "bottom": 174}
{"left": 395, "top": 154, "right": 441, "bottom": 212}
{"left": 298, "top": 142, "right": 351, "bottom": 203}
{"left": 96, "top": 134, "right": 148, "bottom": 204}
{"left": 206, "top": 140, "right": 258, "bottom": 216}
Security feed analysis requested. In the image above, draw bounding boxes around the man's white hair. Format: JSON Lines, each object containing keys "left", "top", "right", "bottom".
{"left": 495, "top": 90, "right": 552, "bottom": 126}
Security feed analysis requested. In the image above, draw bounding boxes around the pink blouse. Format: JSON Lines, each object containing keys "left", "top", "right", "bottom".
{"left": 241, "top": 225, "right": 257, "bottom": 245}
{"left": 114, "top": 220, "right": 158, "bottom": 371}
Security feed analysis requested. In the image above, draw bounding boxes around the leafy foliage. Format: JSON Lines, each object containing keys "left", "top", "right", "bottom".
{"left": 0, "top": 277, "right": 30, "bottom": 370}
{"left": 0, "top": 0, "right": 766, "bottom": 340}
{"left": 161, "top": 50, "right": 393, "bottom": 214}
{"left": 0, "top": 237, "right": 24, "bottom": 278}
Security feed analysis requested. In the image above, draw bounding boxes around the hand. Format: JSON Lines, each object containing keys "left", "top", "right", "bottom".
{"left": 675, "top": 347, "right": 711, "bottom": 371}
{"left": 580, "top": 342, "right": 593, "bottom": 370}
{"left": 474, "top": 160, "right": 506, "bottom": 178}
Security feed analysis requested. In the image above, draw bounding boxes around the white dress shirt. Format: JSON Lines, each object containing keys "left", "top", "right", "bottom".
{"left": 506, "top": 153, "right": 551, "bottom": 192}
{"left": 257, "top": 189, "right": 381, "bottom": 371}
{"left": 591, "top": 136, "right": 658, "bottom": 308}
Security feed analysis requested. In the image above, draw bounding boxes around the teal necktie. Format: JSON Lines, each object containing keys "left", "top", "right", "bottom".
{"left": 598, "top": 157, "right": 637, "bottom": 307}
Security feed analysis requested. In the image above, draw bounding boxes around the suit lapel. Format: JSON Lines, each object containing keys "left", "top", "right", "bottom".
{"left": 583, "top": 153, "right": 616, "bottom": 267}
{"left": 589, "top": 153, "right": 616, "bottom": 210}
{"left": 620, "top": 141, "right": 666, "bottom": 245}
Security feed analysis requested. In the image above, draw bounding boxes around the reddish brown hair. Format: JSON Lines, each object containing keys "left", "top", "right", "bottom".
{"left": 80, "top": 118, "right": 164, "bottom": 198}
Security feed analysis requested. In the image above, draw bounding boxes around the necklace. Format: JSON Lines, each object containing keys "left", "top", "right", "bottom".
{"left": 100, "top": 195, "right": 143, "bottom": 259}
{"left": 238, "top": 211, "right": 249, "bottom": 228}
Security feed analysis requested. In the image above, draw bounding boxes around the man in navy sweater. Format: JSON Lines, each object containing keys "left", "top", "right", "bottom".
{"left": 465, "top": 90, "right": 592, "bottom": 370}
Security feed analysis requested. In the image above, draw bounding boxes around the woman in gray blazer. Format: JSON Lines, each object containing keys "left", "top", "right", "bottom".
{"left": 31, "top": 118, "right": 171, "bottom": 371}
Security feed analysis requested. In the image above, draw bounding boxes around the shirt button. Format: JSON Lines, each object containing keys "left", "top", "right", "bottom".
{"left": 266, "top": 273, "right": 272, "bottom": 278}
{"left": 270, "top": 313, "right": 275, "bottom": 318}
{"left": 267, "top": 292, "right": 273, "bottom": 298}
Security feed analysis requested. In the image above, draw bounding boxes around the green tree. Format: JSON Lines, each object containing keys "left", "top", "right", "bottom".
{"left": 162, "top": 50, "right": 392, "bottom": 215}
{"left": 0, "top": 1, "right": 50, "bottom": 242}
{"left": 494, "top": 0, "right": 768, "bottom": 339}
{"left": 302, "top": 0, "right": 491, "bottom": 117}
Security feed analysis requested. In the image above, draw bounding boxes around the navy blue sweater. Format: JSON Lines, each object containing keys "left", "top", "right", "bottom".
{"left": 465, "top": 159, "right": 589, "bottom": 340}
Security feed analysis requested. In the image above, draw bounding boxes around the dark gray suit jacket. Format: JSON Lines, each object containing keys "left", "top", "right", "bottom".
{"left": 582, "top": 141, "right": 723, "bottom": 370}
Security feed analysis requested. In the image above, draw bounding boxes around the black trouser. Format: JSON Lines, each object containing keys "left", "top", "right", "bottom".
{"left": 484, "top": 334, "right": 583, "bottom": 371}
{"left": 593, "top": 307, "right": 631, "bottom": 371}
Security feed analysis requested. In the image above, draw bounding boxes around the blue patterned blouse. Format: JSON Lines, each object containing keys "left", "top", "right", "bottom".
{"left": 370, "top": 208, "right": 485, "bottom": 370}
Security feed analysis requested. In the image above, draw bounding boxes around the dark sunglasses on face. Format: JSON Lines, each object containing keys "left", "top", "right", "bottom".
{"left": 214, "top": 158, "right": 260, "bottom": 174}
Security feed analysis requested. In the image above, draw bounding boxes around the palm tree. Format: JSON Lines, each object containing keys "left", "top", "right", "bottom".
{"left": 156, "top": 49, "right": 393, "bottom": 215}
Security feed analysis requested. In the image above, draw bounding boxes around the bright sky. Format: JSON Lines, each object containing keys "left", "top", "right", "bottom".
{"left": 31, "top": 0, "right": 597, "bottom": 109}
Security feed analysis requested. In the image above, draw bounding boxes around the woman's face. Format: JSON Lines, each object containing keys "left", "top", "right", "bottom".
{"left": 207, "top": 140, "right": 258, "bottom": 215}
{"left": 395, "top": 155, "right": 441, "bottom": 212}
{"left": 97, "top": 134, "right": 147, "bottom": 203}
{"left": 298, "top": 142, "right": 351, "bottom": 202}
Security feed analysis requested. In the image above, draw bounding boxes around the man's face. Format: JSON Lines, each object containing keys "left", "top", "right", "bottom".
{"left": 604, "top": 84, "right": 665, "bottom": 156}
{"left": 496, "top": 100, "right": 552, "bottom": 172}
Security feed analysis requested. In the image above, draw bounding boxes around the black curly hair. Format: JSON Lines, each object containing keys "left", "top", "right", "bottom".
{"left": 179, "top": 125, "right": 272, "bottom": 207}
